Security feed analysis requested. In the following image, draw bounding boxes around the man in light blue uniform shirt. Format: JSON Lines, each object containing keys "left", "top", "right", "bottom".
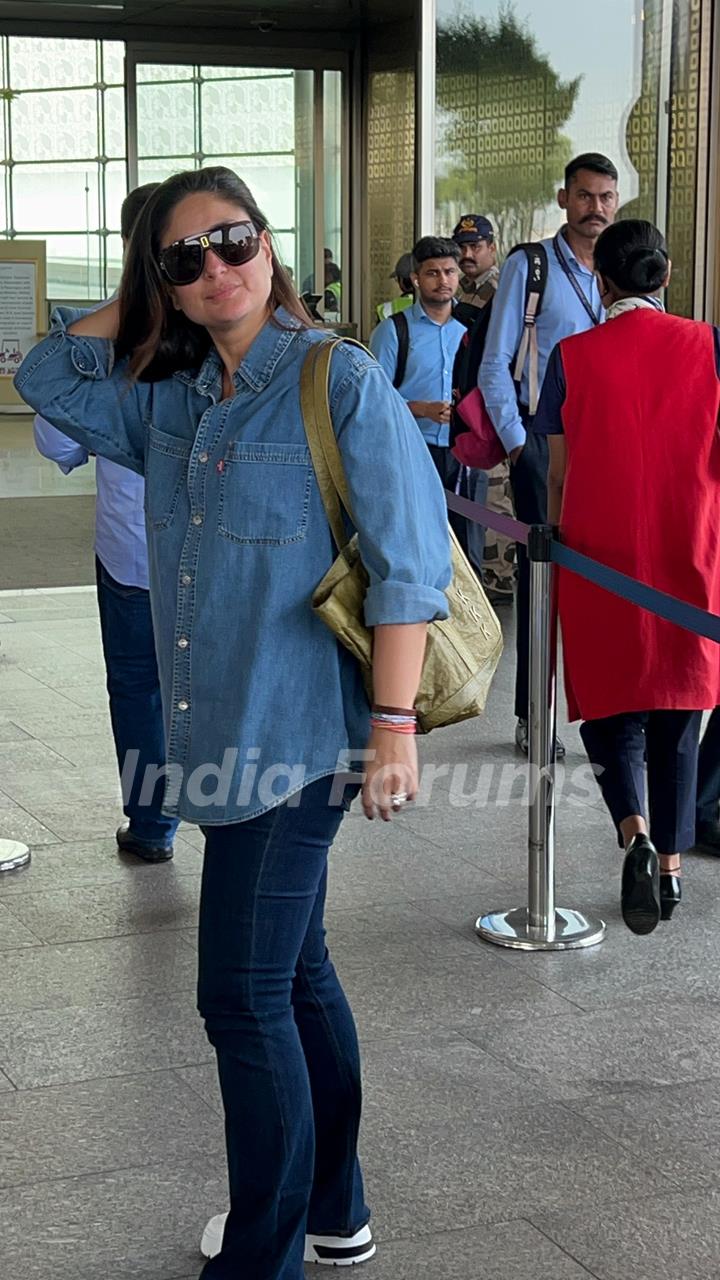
{"left": 479, "top": 152, "right": 619, "bottom": 756}
{"left": 34, "top": 183, "right": 179, "bottom": 862}
{"left": 369, "top": 235, "right": 479, "bottom": 560}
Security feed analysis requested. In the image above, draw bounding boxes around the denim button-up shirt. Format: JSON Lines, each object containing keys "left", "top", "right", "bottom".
{"left": 15, "top": 308, "right": 451, "bottom": 825}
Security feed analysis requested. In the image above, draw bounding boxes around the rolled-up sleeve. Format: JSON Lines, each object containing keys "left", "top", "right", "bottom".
{"left": 328, "top": 346, "right": 451, "bottom": 626}
{"left": 14, "top": 308, "right": 148, "bottom": 476}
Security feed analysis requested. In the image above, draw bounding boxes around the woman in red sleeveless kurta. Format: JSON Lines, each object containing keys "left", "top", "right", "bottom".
{"left": 533, "top": 220, "right": 720, "bottom": 935}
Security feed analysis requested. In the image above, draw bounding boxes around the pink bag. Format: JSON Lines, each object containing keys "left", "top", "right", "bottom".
{"left": 451, "top": 387, "right": 505, "bottom": 470}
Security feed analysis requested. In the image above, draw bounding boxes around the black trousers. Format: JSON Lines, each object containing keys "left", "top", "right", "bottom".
{"left": 580, "top": 710, "right": 702, "bottom": 853}
{"left": 508, "top": 426, "right": 548, "bottom": 720}
{"left": 426, "top": 442, "right": 471, "bottom": 563}
{"left": 696, "top": 707, "right": 720, "bottom": 829}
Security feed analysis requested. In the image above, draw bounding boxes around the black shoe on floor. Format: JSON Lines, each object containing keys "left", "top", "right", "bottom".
{"left": 694, "top": 820, "right": 720, "bottom": 856}
{"left": 515, "top": 718, "right": 566, "bottom": 760}
{"left": 621, "top": 834, "right": 661, "bottom": 935}
{"left": 116, "top": 824, "right": 174, "bottom": 863}
{"left": 659, "top": 873, "right": 682, "bottom": 921}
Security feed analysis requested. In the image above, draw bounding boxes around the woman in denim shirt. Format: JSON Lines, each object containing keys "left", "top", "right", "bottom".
{"left": 15, "top": 167, "right": 451, "bottom": 1279}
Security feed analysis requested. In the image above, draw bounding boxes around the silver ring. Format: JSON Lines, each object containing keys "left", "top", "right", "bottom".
{"left": 390, "top": 791, "right": 408, "bottom": 808}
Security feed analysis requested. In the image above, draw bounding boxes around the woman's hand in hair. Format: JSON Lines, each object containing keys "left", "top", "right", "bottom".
{"left": 68, "top": 298, "right": 120, "bottom": 339}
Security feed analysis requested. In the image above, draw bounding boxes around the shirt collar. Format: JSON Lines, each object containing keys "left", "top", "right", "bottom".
{"left": 173, "top": 306, "right": 303, "bottom": 397}
{"left": 555, "top": 226, "right": 594, "bottom": 277}
{"left": 412, "top": 299, "right": 457, "bottom": 327}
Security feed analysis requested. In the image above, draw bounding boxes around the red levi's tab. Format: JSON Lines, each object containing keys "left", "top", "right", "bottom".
{"left": 451, "top": 386, "right": 505, "bottom": 470}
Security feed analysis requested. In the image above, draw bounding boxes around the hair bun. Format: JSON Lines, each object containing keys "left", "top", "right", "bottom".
{"left": 625, "top": 246, "right": 667, "bottom": 291}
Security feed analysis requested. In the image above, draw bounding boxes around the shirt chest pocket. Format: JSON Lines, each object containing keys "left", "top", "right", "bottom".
{"left": 145, "top": 425, "right": 193, "bottom": 531}
{"left": 218, "top": 441, "right": 313, "bottom": 546}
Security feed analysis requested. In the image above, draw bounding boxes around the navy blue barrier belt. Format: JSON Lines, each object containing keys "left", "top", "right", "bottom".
{"left": 445, "top": 490, "right": 720, "bottom": 645}
{"left": 445, "top": 491, "right": 529, "bottom": 546}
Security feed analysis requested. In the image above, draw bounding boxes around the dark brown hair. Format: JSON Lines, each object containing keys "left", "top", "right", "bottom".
{"left": 116, "top": 166, "right": 309, "bottom": 381}
{"left": 120, "top": 182, "right": 161, "bottom": 241}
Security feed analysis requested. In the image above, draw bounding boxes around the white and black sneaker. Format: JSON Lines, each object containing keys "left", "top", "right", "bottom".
{"left": 200, "top": 1212, "right": 376, "bottom": 1266}
{"left": 305, "top": 1224, "right": 375, "bottom": 1266}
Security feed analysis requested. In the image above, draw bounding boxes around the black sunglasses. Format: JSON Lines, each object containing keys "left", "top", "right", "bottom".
{"left": 158, "top": 220, "right": 261, "bottom": 286}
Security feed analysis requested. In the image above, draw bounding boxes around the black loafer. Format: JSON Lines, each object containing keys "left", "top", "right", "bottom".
{"left": 116, "top": 824, "right": 174, "bottom": 863}
{"left": 659, "top": 873, "right": 682, "bottom": 921}
{"left": 621, "top": 834, "right": 661, "bottom": 935}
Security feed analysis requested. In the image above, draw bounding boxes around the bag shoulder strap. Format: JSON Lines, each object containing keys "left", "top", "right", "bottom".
{"left": 390, "top": 309, "right": 410, "bottom": 389}
{"left": 510, "top": 242, "right": 548, "bottom": 414}
{"left": 300, "top": 338, "right": 365, "bottom": 552}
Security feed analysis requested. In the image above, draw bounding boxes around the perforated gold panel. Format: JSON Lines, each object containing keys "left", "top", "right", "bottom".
{"left": 666, "top": 0, "right": 706, "bottom": 317}
{"left": 366, "top": 67, "right": 415, "bottom": 333}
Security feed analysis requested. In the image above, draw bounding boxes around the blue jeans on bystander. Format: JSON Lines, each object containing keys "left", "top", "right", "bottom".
{"left": 95, "top": 557, "right": 178, "bottom": 849}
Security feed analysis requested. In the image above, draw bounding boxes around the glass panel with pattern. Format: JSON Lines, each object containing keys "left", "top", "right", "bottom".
{"left": 134, "top": 63, "right": 322, "bottom": 290}
{"left": 12, "top": 162, "right": 102, "bottom": 233}
{"left": 41, "top": 232, "right": 104, "bottom": 299}
{"left": 1, "top": 36, "right": 128, "bottom": 298}
{"left": 8, "top": 36, "right": 98, "bottom": 90}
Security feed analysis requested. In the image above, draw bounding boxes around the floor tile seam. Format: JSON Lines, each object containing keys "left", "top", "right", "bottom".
{"left": 0, "top": 1053, "right": 215, "bottom": 1092}
{"left": 168, "top": 1067, "right": 224, "bottom": 1119}
{"left": 0, "top": 1061, "right": 214, "bottom": 1097}
{"left": 0, "top": 980, "right": 201, "bottom": 1028}
{"left": 468, "top": 949, "right": 592, "bottom": 1012}
{"left": 526, "top": 1218, "right": 603, "bottom": 1278}
{"left": 369, "top": 1211, "right": 559, "bottom": 1248}
{"left": 0, "top": 586, "right": 96, "bottom": 600}
{"left": 0, "top": 976, "right": 199, "bottom": 1021}
{"left": 0, "top": 897, "right": 44, "bottom": 945}
{"left": 0, "top": 1152, "right": 224, "bottom": 1196}
{"left": 5, "top": 872, "right": 204, "bottom": 905}
{"left": 0, "top": 922, "right": 202, "bottom": 948}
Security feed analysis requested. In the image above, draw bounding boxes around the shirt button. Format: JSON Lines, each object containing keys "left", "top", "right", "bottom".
{"left": 198, "top": 451, "right": 209, "bottom": 463}
{"left": 178, "top": 637, "right": 189, "bottom": 649}
{"left": 177, "top": 699, "right": 189, "bottom": 711}
{"left": 192, "top": 514, "right": 203, "bottom": 526}
{"left": 181, "top": 573, "right": 192, "bottom": 586}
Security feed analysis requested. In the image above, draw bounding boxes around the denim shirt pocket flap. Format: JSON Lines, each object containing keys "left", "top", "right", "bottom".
{"left": 218, "top": 440, "right": 312, "bottom": 546}
{"left": 145, "top": 424, "right": 193, "bottom": 530}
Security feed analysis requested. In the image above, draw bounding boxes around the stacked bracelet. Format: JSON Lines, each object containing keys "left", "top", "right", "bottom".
{"left": 370, "top": 706, "right": 417, "bottom": 735}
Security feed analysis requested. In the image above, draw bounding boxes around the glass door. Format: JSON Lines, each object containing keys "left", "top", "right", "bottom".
{"left": 126, "top": 53, "right": 346, "bottom": 323}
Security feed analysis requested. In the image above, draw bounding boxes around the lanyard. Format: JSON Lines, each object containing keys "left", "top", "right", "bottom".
{"left": 552, "top": 232, "right": 602, "bottom": 326}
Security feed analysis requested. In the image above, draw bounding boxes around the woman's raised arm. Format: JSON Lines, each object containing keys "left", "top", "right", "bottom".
{"left": 14, "top": 303, "right": 148, "bottom": 476}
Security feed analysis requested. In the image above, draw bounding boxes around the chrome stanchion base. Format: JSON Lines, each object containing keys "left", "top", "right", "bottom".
{"left": 476, "top": 905, "right": 606, "bottom": 951}
{"left": 0, "top": 840, "right": 31, "bottom": 874}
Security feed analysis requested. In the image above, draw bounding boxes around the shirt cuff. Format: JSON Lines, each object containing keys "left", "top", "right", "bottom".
{"left": 364, "top": 581, "right": 450, "bottom": 626}
{"left": 497, "top": 419, "right": 527, "bottom": 454}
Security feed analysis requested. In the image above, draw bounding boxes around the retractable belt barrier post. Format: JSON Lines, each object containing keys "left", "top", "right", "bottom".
{"left": 476, "top": 523, "right": 606, "bottom": 950}
{"left": 0, "top": 840, "right": 30, "bottom": 874}
{"left": 447, "top": 491, "right": 605, "bottom": 949}
{"left": 447, "top": 484, "right": 720, "bottom": 952}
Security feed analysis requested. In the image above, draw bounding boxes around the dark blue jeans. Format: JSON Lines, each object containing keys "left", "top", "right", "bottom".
{"left": 198, "top": 775, "right": 368, "bottom": 1280}
{"left": 95, "top": 558, "right": 178, "bottom": 848}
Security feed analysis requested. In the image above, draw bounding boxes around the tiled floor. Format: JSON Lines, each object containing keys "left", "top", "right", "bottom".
{"left": 1, "top": 590, "right": 720, "bottom": 1279}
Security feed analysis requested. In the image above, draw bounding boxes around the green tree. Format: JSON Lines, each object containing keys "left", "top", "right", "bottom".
{"left": 437, "top": 5, "right": 581, "bottom": 252}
